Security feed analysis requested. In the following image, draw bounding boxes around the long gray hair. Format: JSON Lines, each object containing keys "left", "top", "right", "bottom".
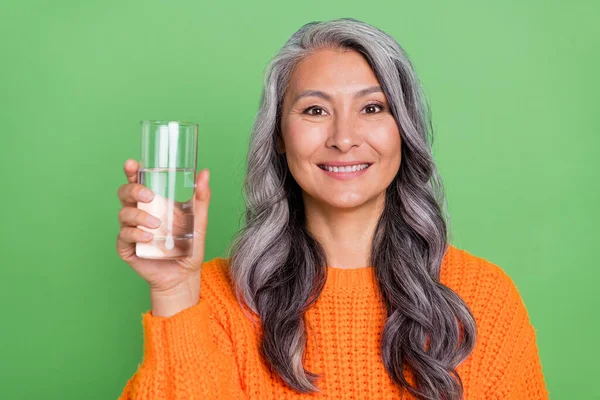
{"left": 226, "top": 18, "right": 477, "bottom": 400}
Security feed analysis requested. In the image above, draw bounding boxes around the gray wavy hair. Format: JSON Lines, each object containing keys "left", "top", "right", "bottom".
{"left": 226, "top": 17, "right": 477, "bottom": 400}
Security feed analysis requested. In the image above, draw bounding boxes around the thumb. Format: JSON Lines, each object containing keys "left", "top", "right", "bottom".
{"left": 189, "top": 168, "right": 211, "bottom": 266}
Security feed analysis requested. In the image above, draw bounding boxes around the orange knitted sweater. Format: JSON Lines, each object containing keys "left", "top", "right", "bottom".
{"left": 118, "top": 245, "right": 549, "bottom": 399}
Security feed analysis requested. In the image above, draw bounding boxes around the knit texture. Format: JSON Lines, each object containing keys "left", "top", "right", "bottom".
{"left": 118, "top": 245, "right": 549, "bottom": 399}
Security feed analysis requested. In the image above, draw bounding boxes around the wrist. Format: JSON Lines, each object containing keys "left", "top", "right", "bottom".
{"left": 150, "top": 273, "right": 201, "bottom": 318}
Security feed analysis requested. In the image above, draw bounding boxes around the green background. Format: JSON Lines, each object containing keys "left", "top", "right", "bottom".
{"left": 1, "top": 0, "right": 598, "bottom": 398}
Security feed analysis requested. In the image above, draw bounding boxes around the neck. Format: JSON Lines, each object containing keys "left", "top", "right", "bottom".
{"left": 304, "top": 193, "right": 385, "bottom": 269}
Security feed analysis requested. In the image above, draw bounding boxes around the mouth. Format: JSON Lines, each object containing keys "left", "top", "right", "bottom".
{"left": 317, "top": 163, "right": 373, "bottom": 173}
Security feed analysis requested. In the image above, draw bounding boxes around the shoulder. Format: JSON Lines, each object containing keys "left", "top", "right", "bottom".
{"left": 440, "top": 244, "right": 532, "bottom": 327}
{"left": 198, "top": 256, "right": 236, "bottom": 301}
{"left": 195, "top": 256, "right": 259, "bottom": 330}
{"left": 441, "top": 247, "right": 547, "bottom": 396}
{"left": 441, "top": 244, "right": 521, "bottom": 297}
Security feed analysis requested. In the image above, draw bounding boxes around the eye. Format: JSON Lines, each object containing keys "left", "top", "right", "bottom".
{"left": 363, "top": 103, "right": 385, "bottom": 114}
{"left": 302, "top": 106, "right": 329, "bottom": 116}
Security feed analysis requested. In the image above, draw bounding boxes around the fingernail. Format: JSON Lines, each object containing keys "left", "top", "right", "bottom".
{"left": 147, "top": 215, "right": 161, "bottom": 228}
{"left": 141, "top": 231, "right": 153, "bottom": 240}
{"left": 140, "top": 189, "right": 154, "bottom": 201}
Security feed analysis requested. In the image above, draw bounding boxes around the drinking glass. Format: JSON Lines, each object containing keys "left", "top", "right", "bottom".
{"left": 135, "top": 120, "right": 198, "bottom": 259}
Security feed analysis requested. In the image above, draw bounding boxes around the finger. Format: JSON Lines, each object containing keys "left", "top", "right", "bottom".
{"left": 194, "top": 169, "right": 211, "bottom": 232}
{"left": 118, "top": 183, "right": 155, "bottom": 207}
{"left": 118, "top": 206, "right": 162, "bottom": 228}
{"left": 116, "top": 227, "right": 154, "bottom": 260}
{"left": 119, "top": 226, "right": 154, "bottom": 243}
{"left": 124, "top": 159, "right": 139, "bottom": 184}
{"left": 189, "top": 169, "right": 211, "bottom": 264}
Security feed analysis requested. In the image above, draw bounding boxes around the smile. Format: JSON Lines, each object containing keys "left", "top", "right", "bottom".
{"left": 316, "top": 163, "right": 372, "bottom": 180}
{"left": 318, "top": 163, "right": 371, "bottom": 173}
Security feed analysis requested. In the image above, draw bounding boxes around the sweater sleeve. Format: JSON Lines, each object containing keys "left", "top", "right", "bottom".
{"left": 514, "top": 330, "right": 549, "bottom": 399}
{"left": 485, "top": 268, "right": 550, "bottom": 399}
{"left": 118, "top": 298, "right": 246, "bottom": 400}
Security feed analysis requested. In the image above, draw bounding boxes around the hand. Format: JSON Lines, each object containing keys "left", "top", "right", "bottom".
{"left": 116, "top": 159, "right": 211, "bottom": 315}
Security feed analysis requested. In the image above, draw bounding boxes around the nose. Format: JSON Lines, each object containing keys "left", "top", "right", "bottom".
{"left": 326, "top": 112, "right": 363, "bottom": 152}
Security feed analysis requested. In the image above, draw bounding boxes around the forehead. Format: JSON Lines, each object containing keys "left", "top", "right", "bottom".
{"left": 286, "top": 48, "right": 380, "bottom": 94}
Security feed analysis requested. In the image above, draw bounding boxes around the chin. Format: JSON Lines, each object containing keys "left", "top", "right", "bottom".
{"left": 321, "top": 193, "right": 371, "bottom": 210}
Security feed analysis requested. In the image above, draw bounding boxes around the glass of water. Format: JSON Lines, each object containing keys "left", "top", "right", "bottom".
{"left": 136, "top": 120, "right": 198, "bottom": 259}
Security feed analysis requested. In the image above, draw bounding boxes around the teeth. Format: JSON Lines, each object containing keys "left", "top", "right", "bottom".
{"left": 320, "top": 163, "right": 370, "bottom": 173}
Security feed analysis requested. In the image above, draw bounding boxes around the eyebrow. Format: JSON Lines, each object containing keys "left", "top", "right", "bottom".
{"left": 291, "top": 85, "right": 383, "bottom": 105}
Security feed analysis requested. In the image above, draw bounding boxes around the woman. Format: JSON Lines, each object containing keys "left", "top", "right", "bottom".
{"left": 116, "top": 18, "right": 548, "bottom": 399}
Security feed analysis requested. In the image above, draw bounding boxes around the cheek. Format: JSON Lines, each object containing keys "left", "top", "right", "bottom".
{"left": 369, "top": 121, "right": 402, "bottom": 161}
{"left": 282, "top": 119, "right": 326, "bottom": 161}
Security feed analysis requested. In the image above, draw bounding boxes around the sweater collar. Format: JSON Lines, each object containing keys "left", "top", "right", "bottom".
{"left": 324, "top": 265, "right": 377, "bottom": 291}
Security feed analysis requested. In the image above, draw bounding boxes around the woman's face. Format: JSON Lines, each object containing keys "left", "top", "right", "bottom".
{"left": 279, "top": 48, "right": 401, "bottom": 211}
